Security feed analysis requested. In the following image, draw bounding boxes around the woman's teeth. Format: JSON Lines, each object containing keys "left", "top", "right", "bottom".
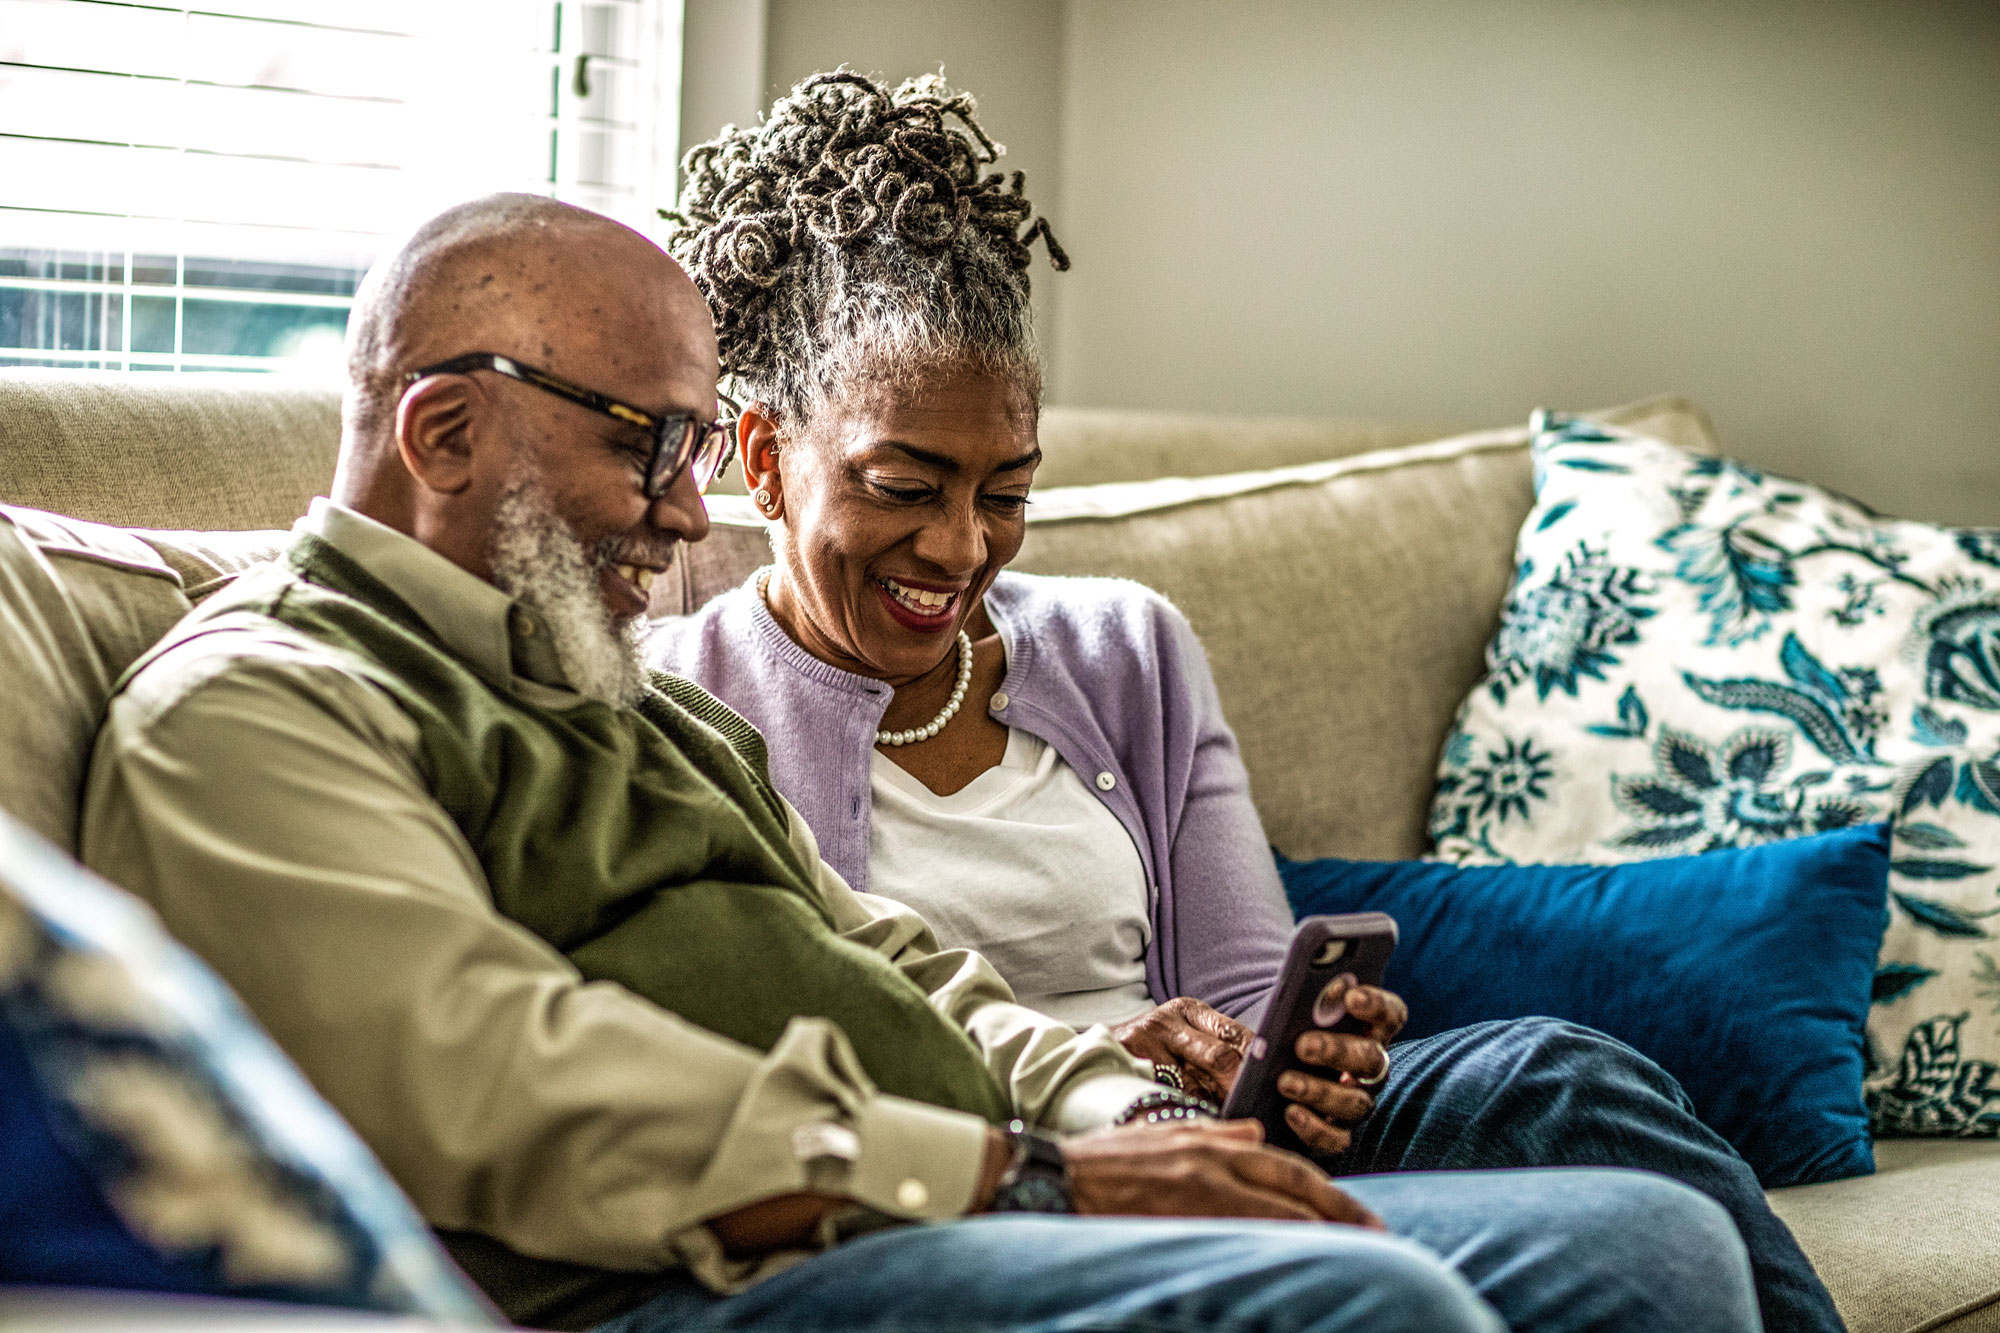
{"left": 616, "top": 564, "right": 656, "bottom": 592}
{"left": 882, "top": 577, "right": 956, "bottom": 615}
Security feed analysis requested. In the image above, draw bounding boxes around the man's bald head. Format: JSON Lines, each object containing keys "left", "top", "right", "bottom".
{"left": 328, "top": 194, "right": 718, "bottom": 704}
{"left": 340, "top": 193, "right": 715, "bottom": 469}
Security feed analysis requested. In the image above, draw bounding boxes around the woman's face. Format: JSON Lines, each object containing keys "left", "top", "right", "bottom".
{"left": 767, "top": 365, "right": 1040, "bottom": 686}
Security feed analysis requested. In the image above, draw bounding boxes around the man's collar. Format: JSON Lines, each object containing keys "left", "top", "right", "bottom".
{"left": 296, "top": 499, "right": 574, "bottom": 696}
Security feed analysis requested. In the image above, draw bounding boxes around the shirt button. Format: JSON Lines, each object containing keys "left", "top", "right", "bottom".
{"left": 1095, "top": 771, "right": 1117, "bottom": 792}
{"left": 513, "top": 612, "right": 536, "bottom": 637}
{"left": 989, "top": 691, "right": 1010, "bottom": 712}
{"left": 895, "top": 1178, "right": 929, "bottom": 1211}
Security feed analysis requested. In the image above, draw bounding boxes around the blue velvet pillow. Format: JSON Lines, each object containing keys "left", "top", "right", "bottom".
{"left": 0, "top": 810, "right": 494, "bottom": 1320}
{"left": 1278, "top": 823, "right": 1892, "bottom": 1188}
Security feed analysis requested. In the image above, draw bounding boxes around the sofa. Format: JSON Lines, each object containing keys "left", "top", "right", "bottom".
{"left": 2, "top": 369, "right": 1997, "bottom": 1332}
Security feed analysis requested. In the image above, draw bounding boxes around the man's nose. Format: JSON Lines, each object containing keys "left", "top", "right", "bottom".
{"left": 648, "top": 463, "right": 711, "bottom": 544}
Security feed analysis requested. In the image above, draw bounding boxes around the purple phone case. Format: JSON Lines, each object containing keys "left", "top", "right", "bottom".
{"left": 1218, "top": 912, "right": 1398, "bottom": 1153}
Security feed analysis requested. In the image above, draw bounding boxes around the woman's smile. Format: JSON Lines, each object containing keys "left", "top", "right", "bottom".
{"left": 875, "top": 575, "right": 965, "bottom": 632}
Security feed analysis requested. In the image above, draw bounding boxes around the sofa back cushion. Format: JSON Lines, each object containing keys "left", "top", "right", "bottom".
{"left": 654, "top": 397, "right": 1716, "bottom": 861}
{"left": 0, "top": 508, "right": 194, "bottom": 853}
{"left": 0, "top": 370, "right": 338, "bottom": 531}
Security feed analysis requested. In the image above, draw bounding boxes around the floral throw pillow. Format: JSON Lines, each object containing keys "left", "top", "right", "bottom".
{"left": 1431, "top": 412, "right": 2000, "bottom": 1137}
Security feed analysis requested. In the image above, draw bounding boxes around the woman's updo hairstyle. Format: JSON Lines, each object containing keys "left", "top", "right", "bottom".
{"left": 660, "top": 69, "right": 1067, "bottom": 428}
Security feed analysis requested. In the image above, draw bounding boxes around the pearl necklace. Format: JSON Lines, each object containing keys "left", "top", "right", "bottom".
{"left": 878, "top": 631, "right": 974, "bottom": 747}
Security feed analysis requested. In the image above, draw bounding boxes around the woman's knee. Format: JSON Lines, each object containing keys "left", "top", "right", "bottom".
{"left": 1438, "top": 1015, "right": 1696, "bottom": 1113}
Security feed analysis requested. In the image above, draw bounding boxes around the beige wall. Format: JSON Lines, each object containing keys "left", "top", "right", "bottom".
{"left": 715, "top": 0, "right": 2000, "bottom": 525}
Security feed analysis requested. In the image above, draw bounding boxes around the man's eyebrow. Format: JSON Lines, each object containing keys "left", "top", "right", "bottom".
{"left": 868, "top": 441, "right": 1044, "bottom": 474}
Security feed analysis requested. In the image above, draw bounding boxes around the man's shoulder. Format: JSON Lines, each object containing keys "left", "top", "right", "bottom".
{"left": 111, "top": 594, "right": 412, "bottom": 744}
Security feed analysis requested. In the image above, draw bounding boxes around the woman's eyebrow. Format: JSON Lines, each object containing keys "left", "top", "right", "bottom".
{"left": 868, "top": 441, "right": 1043, "bottom": 473}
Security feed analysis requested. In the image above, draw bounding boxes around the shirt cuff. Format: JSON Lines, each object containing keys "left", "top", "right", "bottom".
{"left": 843, "top": 1092, "right": 991, "bottom": 1220}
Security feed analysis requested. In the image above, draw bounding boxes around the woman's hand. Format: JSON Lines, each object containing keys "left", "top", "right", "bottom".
{"left": 1275, "top": 978, "right": 1408, "bottom": 1155}
{"left": 1111, "top": 997, "right": 1251, "bottom": 1104}
{"left": 1115, "top": 982, "right": 1410, "bottom": 1156}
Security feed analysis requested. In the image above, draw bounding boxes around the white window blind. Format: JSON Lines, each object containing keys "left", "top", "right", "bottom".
{"left": 0, "top": 0, "right": 680, "bottom": 374}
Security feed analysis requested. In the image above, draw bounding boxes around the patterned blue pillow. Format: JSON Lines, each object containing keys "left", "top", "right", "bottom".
{"left": 0, "top": 810, "right": 494, "bottom": 1320}
{"left": 1431, "top": 412, "right": 2000, "bottom": 1138}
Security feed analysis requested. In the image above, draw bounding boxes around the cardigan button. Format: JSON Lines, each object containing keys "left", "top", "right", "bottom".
{"left": 1095, "top": 771, "right": 1117, "bottom": 792}
{"left": 989, "top": 691, "right": 1010, "bottom": 712}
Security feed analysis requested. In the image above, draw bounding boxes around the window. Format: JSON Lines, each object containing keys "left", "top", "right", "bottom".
{"left": 0, "top": 0, "right": 680, "bottom": 374}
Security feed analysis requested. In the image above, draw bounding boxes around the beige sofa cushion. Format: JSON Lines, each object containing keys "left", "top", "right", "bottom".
{"left": 1770, "top": 1138, "right": 2000, "bottom": 1333}
{"left": 659, "top": 396, "right": 1716, "bottom": 860}
{"left": 704, "top": 405, "right": 1471, "bottom": 496}
{"left": 0, "top": 507, "right": 193, "bottom": 853}
{"left": 0, "top": 370, "right": 338, "bottom": 531}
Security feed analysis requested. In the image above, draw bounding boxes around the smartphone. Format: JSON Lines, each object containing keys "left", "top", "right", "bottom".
{"left": 1219, "top": 912, "right": 1398, "bottom": 1154}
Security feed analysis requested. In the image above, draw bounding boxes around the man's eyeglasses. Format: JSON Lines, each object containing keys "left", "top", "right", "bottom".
{"left": 402, "top": 352, "right": 737, "bottom": 497}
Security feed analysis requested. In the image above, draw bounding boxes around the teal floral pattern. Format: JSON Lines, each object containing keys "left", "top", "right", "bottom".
{"left": 1430, "top": 733, "right": 1556, "bottom": 856}
{"left": 1488, "top": 544, "right": 1654, "bottom": 704}
{"left": 1435, "top": 410, "right": 2000, "bottom": 1136}
{"left": 1612, "top": 727, "right": 1869, "bottom": 852}
{"left": 1868, "top": 1015, "right": 2000, "bottom": 1135}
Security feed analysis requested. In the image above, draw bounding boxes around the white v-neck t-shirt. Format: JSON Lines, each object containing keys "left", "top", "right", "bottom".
{"left": 866, "top": 728, "right": 1154, "bottom": 1030}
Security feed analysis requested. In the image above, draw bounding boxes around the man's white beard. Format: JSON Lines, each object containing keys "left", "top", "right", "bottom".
{"left": 489, "top": 469, "right": 647, "bottom": 707}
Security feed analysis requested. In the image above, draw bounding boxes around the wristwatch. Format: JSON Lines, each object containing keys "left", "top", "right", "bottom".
{"left": 987, "top": 1119, "right": 1074, "bottom": 1214}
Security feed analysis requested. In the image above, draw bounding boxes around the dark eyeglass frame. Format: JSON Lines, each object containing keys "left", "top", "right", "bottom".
{"left": 402, "top": 352, "right": 737, "bottom": 497}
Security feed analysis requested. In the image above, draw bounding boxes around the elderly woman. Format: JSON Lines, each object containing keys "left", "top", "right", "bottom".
{"left": 650, "top": 71, "right": 1836, "bottom": 1333}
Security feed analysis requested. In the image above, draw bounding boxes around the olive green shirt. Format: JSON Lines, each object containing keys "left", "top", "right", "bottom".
{"left": 81, "top": 499, "right": 1151, "bottom": 1299}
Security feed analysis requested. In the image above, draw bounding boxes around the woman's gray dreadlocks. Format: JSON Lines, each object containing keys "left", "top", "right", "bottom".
{"left": 659, "top": 69, "right": 1067, "bottom": 425}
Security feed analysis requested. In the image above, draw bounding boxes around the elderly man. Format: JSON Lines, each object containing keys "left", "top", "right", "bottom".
{"left": 80, "top": 196, "right": 1761, "bottom": 1333}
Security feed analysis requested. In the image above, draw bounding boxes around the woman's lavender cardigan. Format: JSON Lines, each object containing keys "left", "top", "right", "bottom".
{"left": 646, "top": 569, "right": 1292, "bottom": 1020}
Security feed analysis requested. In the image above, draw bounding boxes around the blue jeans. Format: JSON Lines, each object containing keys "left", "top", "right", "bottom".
{"left": 1340, "top": 1019, "right": 1842, "bottom": 1333}
{"left": 600, "top": 1168, "right": 1753, "bottom": 1333}
{"left": 599, "top": 1019, "right": 1791, "bottom": 1333}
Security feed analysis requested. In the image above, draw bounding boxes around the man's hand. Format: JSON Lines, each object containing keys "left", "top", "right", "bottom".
{"left": 708, "top": 1192, "right": 845, "bottom": 1256}
{"left": 1279, "top": 978, "right": 1407, "bottom": 1155}
{"left": 1110, "top": 997, "right": 1251, "bottom": 1103}
{"left": 1061, "top": 1118, "right": 1381, "bottom": 1227}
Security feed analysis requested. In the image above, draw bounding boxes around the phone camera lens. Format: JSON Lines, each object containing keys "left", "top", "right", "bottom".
{"left": 1312, "top": 939, "right": 1350, "bottom": 967}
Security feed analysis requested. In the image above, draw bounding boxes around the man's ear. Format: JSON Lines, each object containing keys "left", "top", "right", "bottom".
{"left": 739, "top": 403, "right": 785, "bottom": 518}
{"left": 395, "top": 377, "right": 481, "bottom": 496}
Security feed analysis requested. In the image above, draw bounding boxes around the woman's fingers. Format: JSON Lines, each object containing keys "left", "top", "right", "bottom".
{"left": 1112, "top": 999, "right": 1251, "bottom": 1101}
{"left": 1185, "top": 1000, "right": 1254, "bottom": 1052}
{"left": 1284, "top": 1102, "right": 1354, "bottom": 1156}
{"left": 1340, "top": 984, "right": 1408, "bottom": 1044}
{"left": 1277, "top": 1069, "right": 1374, "bottom": 1125}
{"left": 1293, "top": 1029, "right": 1391, "bottom": 1083}
{"left": 1163, "top": 1023, "right": 1243, "bottom": 1099}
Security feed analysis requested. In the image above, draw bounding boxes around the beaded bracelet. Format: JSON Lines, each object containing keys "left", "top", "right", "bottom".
{"left": 1114, "top": 1089, "right": 1215, "bottom": 1128}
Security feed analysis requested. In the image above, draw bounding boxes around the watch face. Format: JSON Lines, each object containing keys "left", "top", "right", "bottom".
{"left": 993, "top": 1169, "right": 1073, "bottom": 1215}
